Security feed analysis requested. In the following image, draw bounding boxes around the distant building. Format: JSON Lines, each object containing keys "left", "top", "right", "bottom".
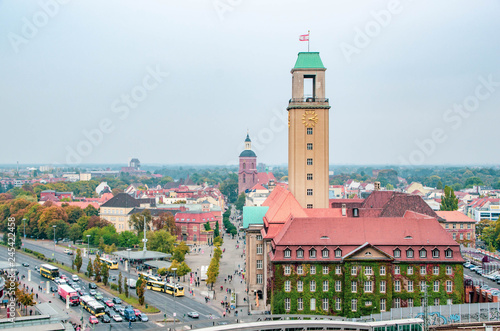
{"left": 466, "top": 198, "right": 500, "bottom": 222}
{"left": 238, "top": 133, "right": 258, "bottom": 194}
{"left": 95, "top": 182, "right": 111, "bottom": 195}
{"left": 100, "top": 193, "right": 155, "bottom": 232}
{"left": 436, "top": 211, "right": 476, "bottom": 247}
{"left": 80, "top": 173, "right": 92, "bottom": 181}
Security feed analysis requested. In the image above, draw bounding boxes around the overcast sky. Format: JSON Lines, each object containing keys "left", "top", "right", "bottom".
{"left": 1, "top": 0, "right": 499, "bottom": 167}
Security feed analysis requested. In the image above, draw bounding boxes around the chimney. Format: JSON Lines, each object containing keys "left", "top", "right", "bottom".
{"left": 341, "top": 204, "right": 346, "bottom": 216}
{"left": 374, "top": 182, "right": 381, "bottom": 191}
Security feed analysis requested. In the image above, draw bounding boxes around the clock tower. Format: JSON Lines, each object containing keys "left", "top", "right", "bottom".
{"left": 287, "top": 52, "right": 330, "bottom": 209}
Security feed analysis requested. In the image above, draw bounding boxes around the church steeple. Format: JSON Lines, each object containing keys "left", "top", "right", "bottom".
{"left": 245, "top": 131, "right": 252, "bottom": 150}
{"left": 238, "top": 131, "right": 258, "bottom": 194}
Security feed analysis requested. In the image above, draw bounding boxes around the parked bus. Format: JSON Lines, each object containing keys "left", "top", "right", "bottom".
{"left": 139, "top": 272, "right": 160, "bottom": 282}
{"left": 100, "top": 257, "right": 118, "bottom": 270}
{"left": 40, "top": 264, "right": 59, "bottom": 280}
{"left": 80, "top": 295, "right": 105, "bottom": 317}
{"left": 145, "top": 280, "right": 184, "bottom": 297}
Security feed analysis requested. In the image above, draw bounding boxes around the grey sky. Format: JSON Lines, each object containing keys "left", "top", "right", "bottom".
{"left": 1, "top": 0, "right": 499, "bottom": 167}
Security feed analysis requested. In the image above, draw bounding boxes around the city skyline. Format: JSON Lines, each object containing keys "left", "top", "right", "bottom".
{"left": 2, "top": 1, "right": 499, "bottom": 166}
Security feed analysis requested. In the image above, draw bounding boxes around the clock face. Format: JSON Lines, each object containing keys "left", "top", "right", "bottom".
{"left": 302, "top": 110, "right": 319, "bottom": 127}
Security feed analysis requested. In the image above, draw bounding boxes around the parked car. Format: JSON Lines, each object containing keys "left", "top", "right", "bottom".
{"left": 133, "top": 309, "right": 141, "bottom": 317}
{"left": 104, "top": 307, "right": 113, "bottom": 317}
{"left": 187, "top": 312, "right": 199, "bottom": 318}
{"left": 89, "top": 282, "right": 97, "bottom": 289}
{"left": 60, "top": 275, "right": 68, "bottom": 281}
{"left": 50, "top": 286, "right": 58, "bottom": 292}
{"left": 89, "top": 289, "right": 97, "bottom": 296}
{"left": 95, "top": 292, "right": 103, "bottom": 301}
{"left": 101, "top": 314, "right": 111, "bottom": 323}
{"left": 89, "top": 316, "right": 99, "bottom": 325}
{"left": 112, "top": 297, "right": 122, "bottom": 304}
{"left": 118, "top": 307, "right": 126, "bottom": 316}
{"left": 67, "top": 280, "right": 74, "bottom": 287}
{"left": 73, "top": 285, "right": 81, "bottom": 292}
{"left": 113, "top": 304, "right": 123, "bottom": 312}
{"left": 104, "top": 300, "right": 114, "bottom": 308}
{"left": 112, "top": 314, "right": 122, "bottom": 322}
{"left": 123, "top": 308, "right": 136, "bottom": 321}
{"left": 138, "top": 313, "right": 148, "bottom": 322}
{"left": 72, "top": 275, "right": 79, "bottom": 282}
{"left": 22, "top": 263, "right": 29, "bottom": 267}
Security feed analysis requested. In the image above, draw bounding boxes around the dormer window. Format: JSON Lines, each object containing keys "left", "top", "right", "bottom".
{"left": 432, "top": 248, "right": 440, "bottom": 258}
{"left": 445, "top": 248, "right": 453, "bottom": 258}
{"left": 419, "top": 249, "right": 427, "bottom": 258}
{"left": 335, "top": 248, "right": 342, "bottom": 258}
{"left": 297, "top": 248, "right": 304, "bottom": 259}
{"left": 309, "top": 248, "right": 317, "bottom": 259}
{"left": 393, "top": 248, "right": 401, "bottom": 258}
{"left": 406, "top": 248, "right": 414, "bottom": 258}
{"left": 322, "top": 248, "right": 329, "bottom": 258}
{"left": 353, "top": 208, "right": 359, "bottom": 217}
{"left": 284, "top": 248, "right": 291, "bottom": 258}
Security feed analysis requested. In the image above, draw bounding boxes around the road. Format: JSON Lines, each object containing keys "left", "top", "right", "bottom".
{"left": 10, "top": 240, "right": 221, "bottom": 329}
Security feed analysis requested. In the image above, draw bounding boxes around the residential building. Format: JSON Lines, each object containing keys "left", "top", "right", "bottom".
{"left": 100, "top": 193, "right": 155, "bottom": 232}
{"left": 436, "top": 211, "right": 476, "bottom": 247}
{"left": 466, "top": 198, "right": 500, "bottom": 222}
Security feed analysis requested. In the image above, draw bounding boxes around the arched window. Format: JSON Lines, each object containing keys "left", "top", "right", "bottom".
{"left": 243, "top": 174, "right": 246, "bottom": 183}
{"left": 243, "top": 163, "right": 246, "bottom": 169}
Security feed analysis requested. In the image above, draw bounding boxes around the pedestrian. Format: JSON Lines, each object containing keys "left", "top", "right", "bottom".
{"left": 129, "top": 320, "right": 132, "bottom": 328}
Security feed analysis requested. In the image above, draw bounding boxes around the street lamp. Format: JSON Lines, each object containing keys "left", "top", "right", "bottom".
{"left": 52, "top": 225, "right": 56, "bottom": 261}
{"left": 22, "top": 218, "right": 26, "bottom": 240}
{"left": 86, "top": 234, "right": 91, "bottom": 258}
{"left": 171, "top": 267, "right": 177, "bottom": 328}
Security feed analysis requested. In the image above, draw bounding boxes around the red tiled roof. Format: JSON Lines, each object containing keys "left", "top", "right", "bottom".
{"left": 257, "top": 172, "right": 276, "bottom": 185}
{"left": 52, "top": 201, "right": 100, "bottom": 209}
{"left": 250, "top": 183, "right": 267, "bottom": 191}
{"left": 436, "top": 211, "right": 475, "bottom": 223}
{"left": 262, "top": 186, "right": 306, "bottom": 226}
{"left": 272, "top": 216, "right": 463, "bottom": 262}
{"left": 305, "top": 208, "right": 343, "bottom": 218}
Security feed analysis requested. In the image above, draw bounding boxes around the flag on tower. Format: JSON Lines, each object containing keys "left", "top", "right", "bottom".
{"left": 299, "top": 33, "right": 309, "bottom": 41}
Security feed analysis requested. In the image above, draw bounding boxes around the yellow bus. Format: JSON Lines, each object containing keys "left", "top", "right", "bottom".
{"left": 80, "top": 295, "right": 105, "bottom": 317}
{"left": 100, "top": 257, "right": 118, "bottom": 270}
{"left": 40, "top": 264, "right": 59, "bottom": 280}
{"left": 146, "top": 280, "right": 184, "bottom": 297}
{"left": 165, "top": 283, "right": 185, "bottom": 297}
{"left": 139, "top": 272, "right": 160, "bottom": 282}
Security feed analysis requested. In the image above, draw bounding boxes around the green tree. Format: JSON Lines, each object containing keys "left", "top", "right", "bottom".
{"left": 214, "top": 236, "right": 223, "bottom": 247}
{"left": 136, "top": 274, "right": 146, "bottom": 305}
{"left": 385, "top": 183, "right": 394, "bottom": 190}
{"left": 14, "top": 230, "right": 22, "bottom": 249}
{"left": 124, "top": 277, "right": 129, "bottom": 297}
{"left": 136, "top": 275, "right": 144, "bottom": 297}
{"left": 204, "top": 222, "right": 211, "bottom": 231}
{"left": 146, "top": 230, "right": 175, "bottom": 253}
{"left": 214, "top": 221, "right": 220, "bottom": 238}
{"left": 177, "top": 261, "right": 191, "bottom": 282}
{"left": 45, "top": 219, "right": 69, "bottom": 241}
{"left": 75, "top": 249, "right": 83, "bottom": 273}
{"left": 68, "top": 224, "right": 82, "bottom": 244}
{"left": 87, "top": 258, "right": 94, "bottom": 278}
{"left": 118, "top": 272, "right": 123, "bottom": 294}
{"left": 172, "top": 242, "right": 189, "bottom": 263}
{"left": 128, "top": 210, "right": 152, "bottom": 236}
{"left": 440, "top": 186, "right": 459, "bottom": 211}
{"left": 437, "top": 181, "right": 443, "bottom": 190}
{"left": 93, "top": 254, "right": 101, "bottom": 282}
{"left": 84, "top": 205, "right": 99, "bottom": 217}
{"left": 101, "top": 262, "right": 109, "bottom": 286}
{"left": 98, "top": 237, "right": 106, "bottom": 251}
{"left": 235, "top": 192, "right": 246, "bottom": 211}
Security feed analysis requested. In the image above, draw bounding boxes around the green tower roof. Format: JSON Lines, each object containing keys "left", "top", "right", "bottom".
{"left": 293, "top": 52, "right": 325, "bottom": 69}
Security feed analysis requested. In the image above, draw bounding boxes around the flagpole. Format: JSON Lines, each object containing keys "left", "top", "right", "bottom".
{"left": 308, "top": 30, "right": 310, "bottom": 52}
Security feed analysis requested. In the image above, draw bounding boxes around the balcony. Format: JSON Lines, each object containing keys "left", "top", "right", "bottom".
{"left": 289, "top": 97, "right": 329, "bottom": 103}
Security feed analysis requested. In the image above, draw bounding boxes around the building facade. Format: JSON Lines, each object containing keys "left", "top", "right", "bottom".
{"left": 436, "top": 211, "right": 476, "bottom": 247}
{"left": 287, "top": 52, "right": 330, "bottom": 209}
{"left": 238, "top": 133, "right": 259, "bottom": 194}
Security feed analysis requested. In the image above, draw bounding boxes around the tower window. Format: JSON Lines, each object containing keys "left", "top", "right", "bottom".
{"left": 307, "top": 189, "right": 313, "bottom": 196}
{"left": 243, "top": 174, "right": 246, "bottom": 183}
{"left": 307, "top": 143, "right": 313, "bottom": 150}
{"left": 307, "top": 128, "right": 313, "bottom": 135}
{"left": 307, "top": 158, "right": 313, "bottom": 165}
{"left": 307, "top": 204, "right": 313, "bottom": 209}
{"left": 243, "top": 163, "right": 246, "bottom": 169}
{"left": 307, "top": 173, "right": 313, "bottom": 180}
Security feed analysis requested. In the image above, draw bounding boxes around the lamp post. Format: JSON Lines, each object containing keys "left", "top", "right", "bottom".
{"left": 86, "top": 234, "right": 91, "bottom": 258}
{"left": 171, "top": 267, "right": 177, "bottom": 329}
{"left": 52, "top": 225, "right": 56, "bottom": 261}
{"left": 22, "top": 218, "right": 26, "bottom": 240}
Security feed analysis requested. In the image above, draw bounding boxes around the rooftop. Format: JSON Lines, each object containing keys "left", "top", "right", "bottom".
{"left": 293, "top": 52, "right": 325, "bottom": 69}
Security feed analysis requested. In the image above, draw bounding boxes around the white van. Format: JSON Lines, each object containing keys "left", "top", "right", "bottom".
{"left": 127, "top": 278, "right": 137, "bottom": 289}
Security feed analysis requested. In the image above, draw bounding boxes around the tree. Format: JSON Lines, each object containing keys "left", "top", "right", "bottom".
{"left": 93, "top": 254, "right": 101, "bottom": 282}
{"left": 87, "top": 258, "right": 94, "bottom": 278}
{"left": 437, "top": 181, "right": 443, "bottom": 190}
{"left": 235, "top": 193, "right": 246, "bottom": 211}
{"left": 84, "top": 205, "right": 99, "bottom": 217}
{"left": 118, "top": 272, "right": 123, "bottom": 294}
{"left": 124, "top": 277, "right": 129, "bottom": 298}
{"left": 68, "top": 224, "right": 82, "bottom": 244}
{"left": 177, "top": 262, "right": 191, "bottom": 282}
{"left": 440, "top": 186, "right": 459, "bottom": 211}
{"left": 65, "top": 206, "right": 84, "bottom": 224}
{"left": 45, "top": 219, "right": 69, "bottom": 241}
{"left": 14, "top": 230, "right": 22, "bottom": 249}
{"left": 75, "top": 249, "right": 83, "bottom": 273}
{"left": 136, "top": 275, "right": 144, "bottom": 297}
{"left": 136, "top": 274, "right": 146, "bottom": 305}
{"left": 214, "top": 221, "right": 220, "bottom": 238}
{"left": 118, "top": 231, "right": 140, "bottom": 248}
{"left": 385, "top": 183, "right": 394, "bottom": 190}
{"left": 173, "top": 242, "right": 189, "bottom": 263}
{"left": 128, "top": 210, "right": 152, "bottom": 236}
{"left": 101, "top": 262, "right": 109, "bottom": 286}
{"left": 214, "top": 236, "right": 223, "bottom": 247}
{"left": 204, "top": 222, "right": 211, "bottom": 231}
{"left": 153, "top": 212, "right": 177, "bottom": 235}
{"left": 98, "top": 237, "right": 106, "bottom": 251}
{"left": 146, "top": 230, "right": 175, "bottom": 253}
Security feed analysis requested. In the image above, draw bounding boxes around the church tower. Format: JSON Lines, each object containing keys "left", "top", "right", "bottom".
{"left": 238, "top": 133, "right": 258, "bottom": 194}
{"left": 287, "top": 52, "right": 330, "bottom": 209}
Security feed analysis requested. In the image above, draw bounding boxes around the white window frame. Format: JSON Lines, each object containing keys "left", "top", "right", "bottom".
{"left": 310, "top": 280, "right": 316, "bottom": 292}
{"left": 364, "top": 281, "right": 372, "bottom": 293}
{"left": 380, "top": 266, "right": 386, "bottom": 275}
{"left": 322, "top": 266, "right": 329, "bottom": 275}
{"left": 298, "top": 298, "right": 303, "bottom": 311}
{"left": 285, "top": 298, "right": 290, "bottom": 311}
{"left": 297, "top": 280, "right": 303, "bottom": 292}
{"left": 284, "top": 280, "right": 291, "bottom": 292}
{"left": 380, "top": 280, "right": 386, "bottom": 293}
{"left": 335, "top": 280, "right": 341, "bottom": 292}
{"left": 323, "top": 280, "right": 329, "bottom": 292}
{"left": 310, "top": 298, "right": 316, "bottom": 311}
{"left": 351, "top": 281, "right": 357, "bottom": 293}
{"left": 394, "top": 280, "right": 401, "bottom": 292}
